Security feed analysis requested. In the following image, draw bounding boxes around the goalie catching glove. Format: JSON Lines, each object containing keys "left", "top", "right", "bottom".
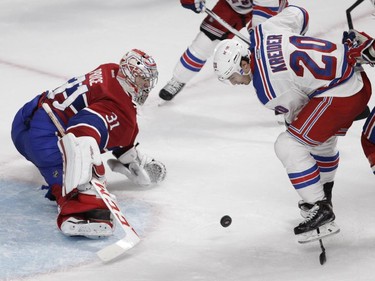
{"left": 107, "top": 145, "right": 166, "bottom": 186}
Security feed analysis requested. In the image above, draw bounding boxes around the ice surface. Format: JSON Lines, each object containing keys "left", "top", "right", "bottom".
{"left": 1, "top": 0, "right": 375, "bottom": 280}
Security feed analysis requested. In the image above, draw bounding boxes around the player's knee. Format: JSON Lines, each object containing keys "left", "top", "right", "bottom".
{"left": 189, "top": 31, "right": 218, "bottom": 58}
{"left": 274, "top": 132, "right": 304, "bottom": 167}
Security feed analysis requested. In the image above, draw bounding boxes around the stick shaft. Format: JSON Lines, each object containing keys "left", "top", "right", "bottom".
{"left": 42, "top": 103, "right": 66, "bottom": 136}
{"left": 346, "top": 0, "right": 365, "bottom": 29}
{"left": 205, "top": 8, "right": 250, "bottom": 45}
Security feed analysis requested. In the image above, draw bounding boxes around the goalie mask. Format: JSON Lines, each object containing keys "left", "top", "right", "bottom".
{"left": 213, "top": 39, "right": 251, "bottom": 83}
{"left": 117, "top": 49, "right": 158, "bottom": 106}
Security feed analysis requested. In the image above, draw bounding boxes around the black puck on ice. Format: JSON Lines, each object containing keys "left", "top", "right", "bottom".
{"left": 220, "top": 215, "right": 232, "bottom": 227}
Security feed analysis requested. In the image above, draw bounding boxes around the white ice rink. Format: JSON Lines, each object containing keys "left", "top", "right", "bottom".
{"left": 1, "top": 0, "right": 375, "bottom": 280}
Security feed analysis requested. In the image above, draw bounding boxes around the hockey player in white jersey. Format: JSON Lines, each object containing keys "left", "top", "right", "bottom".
{"left": 159, "top": 0, "right": 288, "bottom": 102}
{"left": 213, "top": 5, "right": 372, "bottom": 242}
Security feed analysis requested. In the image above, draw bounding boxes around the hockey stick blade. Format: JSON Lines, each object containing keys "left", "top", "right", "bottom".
{"left": 319, "top": 241, "right": 327, "bottom": 265}
{"left": 317, "top": 228, "right": 327, "bottom": 265}
{"left": 90, "top": 178, "right": 141, "bottom": 262}
{"left": 97, "top": 238, "right": 139, "bottom": 262}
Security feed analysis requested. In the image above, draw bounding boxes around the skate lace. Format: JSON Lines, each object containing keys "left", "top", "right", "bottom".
{"left": 301, "top": 205, "right": 319, "bottom": 224}
{"left": 163, "top": 78, "right": 185, "bottom": 95}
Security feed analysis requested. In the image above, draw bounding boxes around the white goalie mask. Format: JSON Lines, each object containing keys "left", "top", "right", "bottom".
{"left": 213, "top": 39, "right": 250, "bottom": 82}
{"left": 117, "top": 49, "right": 158, "bottom": 106}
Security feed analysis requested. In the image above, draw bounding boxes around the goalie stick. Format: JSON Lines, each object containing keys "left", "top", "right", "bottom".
{"left": 41, "top": 102, "right": 140, "bottom": 262}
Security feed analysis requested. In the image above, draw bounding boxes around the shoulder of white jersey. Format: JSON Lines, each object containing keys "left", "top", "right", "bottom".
{"left": 259, "top": 5, "right": 309, "bottom": 35}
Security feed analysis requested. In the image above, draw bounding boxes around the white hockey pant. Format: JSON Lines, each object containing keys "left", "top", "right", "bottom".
{"left": 274, "top": 132, "right": 339, "bottom": 204}
{"left": 173, "top": 31, "right": 218, "bottom": 83}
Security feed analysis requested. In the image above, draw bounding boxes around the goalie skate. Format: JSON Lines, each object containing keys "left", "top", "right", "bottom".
{"left": 61, "top": 217, "right": 114, "bottom": 239}
{"left": 297, "top": 221, "right": 340, "bottom": 244}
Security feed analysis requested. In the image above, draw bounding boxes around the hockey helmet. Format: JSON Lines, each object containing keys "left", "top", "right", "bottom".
{"left": 213, "top": 39, "right": 250, "bottom": 82}
{"left": 118, "top": 49, "right": 158, "bottom": 106}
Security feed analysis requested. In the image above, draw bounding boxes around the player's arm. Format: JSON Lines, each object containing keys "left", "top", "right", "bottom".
{"left": 180, "top": 0, "right": 206, "bottom": 14}
{"left": 258, "top": 5, "right": 309, "bottom": 35}
{"left": 343, "top": 30, "right": 375, "bottom": 66}
{"left": 107, "top": 144, "right": 166, "bottom": 186}
{"left": 252, "top": 0, "right": 288, "bottom": 27}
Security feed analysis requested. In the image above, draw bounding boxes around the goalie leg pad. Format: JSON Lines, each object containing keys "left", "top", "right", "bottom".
{"left": 51, "top": 184, "right": 114, "bottom": 239}
{"left": 58, "top": 133, "right": 103, "bottom": 196}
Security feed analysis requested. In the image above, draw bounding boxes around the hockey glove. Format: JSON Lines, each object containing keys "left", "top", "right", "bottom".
{"left": 180, "top": 0, "right": 206, "bottom": 14}
{"left": 107, "top": 146, "right": 166, "bottom": 186}
{"left": 343, "top": 30, "right": 375, "bottom": 66}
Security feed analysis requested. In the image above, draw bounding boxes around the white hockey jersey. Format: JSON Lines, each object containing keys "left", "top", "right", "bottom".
{"left": 249, "top": 5, "right": 364, "bottom": 123}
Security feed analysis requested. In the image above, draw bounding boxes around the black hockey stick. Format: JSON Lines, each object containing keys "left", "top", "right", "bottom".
{"left": 346, "top": 0, "right": 365, "bottom": 29}
{"left": 205, "top": 8, "right": 250, "bottom": 45}
{"left": 317, "top": 228, "right": 326, "bottom": 265}
{"left": 346, "top": 0, "right": 371, "bottom": 121}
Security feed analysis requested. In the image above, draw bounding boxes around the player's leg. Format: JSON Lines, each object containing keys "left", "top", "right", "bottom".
{"left": 277, "top": 74, "right": 371, "bottom": 235}
{"left": 12, "top": 100, "right": 64, "bottom": 195}
{"left": 12, "top": 99, "right": 114, "bottom": 238}
{"left": 361, "top": 106, "right": 375, "bottom": 173}
{"left": 298, "top": 137, "right": 338, "bottom": 217}
{"left": 54, "top": 132, "right": 115, "bottom": 239}
{"left": 51, "top": 182, "right": 114, "bottom": 239}
{"left": 159, "top": 0, "right": 251, "bottom": 101}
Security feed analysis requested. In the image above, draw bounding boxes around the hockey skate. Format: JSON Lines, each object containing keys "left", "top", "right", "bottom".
{"left": 52, "top": 182, "right": 115, "bottom": 239}
{"left": 60, "top": 209, "right": 114, "bottom": 239}
{"left": 294, "top": 200, "right": 335, "bottom": 236}
{"left": 298, "top": 182, "right": 334, "bottom": 218}
{"left": 159, "top": 77, "right": 185, "bottom": 101}
{"left": 297, "top": 221, "right": 340, "bottom": 243}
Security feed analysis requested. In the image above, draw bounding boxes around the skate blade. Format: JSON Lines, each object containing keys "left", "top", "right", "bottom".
{"left": 297, "top": 221, "right": 340, "bottom": 244}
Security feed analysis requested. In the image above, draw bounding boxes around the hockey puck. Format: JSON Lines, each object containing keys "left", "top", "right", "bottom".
{"left": 220, "top": 215, "right": 232, "bottom": 227}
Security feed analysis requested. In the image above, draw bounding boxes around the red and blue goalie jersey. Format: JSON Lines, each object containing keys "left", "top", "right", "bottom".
{"left": 42, "top": 63, "right": 138, "bottom": 151}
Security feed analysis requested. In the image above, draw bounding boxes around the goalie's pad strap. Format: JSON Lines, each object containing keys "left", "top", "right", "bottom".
{"left": 58, "top": 133, "right": 102, "bottom": 196}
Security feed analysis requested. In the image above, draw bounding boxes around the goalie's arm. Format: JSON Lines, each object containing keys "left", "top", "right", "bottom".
{"left": 107, "top": 145, "right": 166, "bottom": 186}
